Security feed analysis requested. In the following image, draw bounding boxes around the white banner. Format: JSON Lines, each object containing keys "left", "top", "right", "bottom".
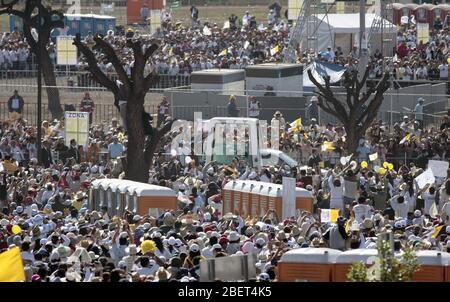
{"left": 57, "top": 36, "right": 77, "bottom": 65}
{"left": 428, "top": 160, "right": 449, "bottom": 178}
{"left": 414, "top": 168, "right": 435, "bottom": 190}
{"left": 282, "top": 177, "right": 296, "bottom": 220}
{"left": 65, "top": 111, "right": 89, "bottom": 147}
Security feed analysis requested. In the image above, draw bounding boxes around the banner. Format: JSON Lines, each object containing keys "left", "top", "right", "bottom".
{"left": 428, "top": 160, "right": 449, "bottom": 178}
{"left": 65, "top": 111, "right": 89, "bottom": 147}
{"left": 282, "top": 177, "right": 296, "bottom": 220}
{"left": 288, "top": 0, "right": 302, "bottom": 21}
{"left": 57, "top": 36, "right": 77, "bottom": 65}
{"left": 414, "top": 168, "right": 435, "bottom": 190}
{"left": 417, "top": 23, "right": 429, "bottom": 44}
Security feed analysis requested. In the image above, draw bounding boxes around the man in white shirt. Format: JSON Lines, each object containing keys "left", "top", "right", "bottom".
{"left": 352, "top": 197, "right": 373, "bottom": 223}
{"left": 390, "top": 195, "right": 409, "bottom": 219}
{"left": 438, "top": 61, "right": 449, "bottom": 80}
{"left": 242, "top": 11, "right": 252, "bottom": 27}
{"left": 248, "top": 96, "right": 261, "bottom": 118}
{"left": 137, "top": 257, "right": 159, "bottom": 276}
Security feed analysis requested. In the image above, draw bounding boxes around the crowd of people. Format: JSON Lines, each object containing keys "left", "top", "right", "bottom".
{"left": 0, "top": 91, "right": 449, "bottom": 282}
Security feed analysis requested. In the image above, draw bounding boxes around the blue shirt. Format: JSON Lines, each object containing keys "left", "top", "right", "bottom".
{"left": 414, "top": 103, "right": 424, "bottom": 121}
{"left": 108, "top": 143, "right": 123, "bottom": 158}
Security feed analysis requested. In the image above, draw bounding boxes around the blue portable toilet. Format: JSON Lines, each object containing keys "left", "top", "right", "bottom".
{"left": 80, "top": 14, "right": 94, "bottom": 37}
{"left": 93, "top": 15, "right": 116, "bottom": 36}
{"left": 65, "top": 14, "right": 82, "bottom": 37}
{"left": 9, "top": 15, "right": 23, "bottom": 32}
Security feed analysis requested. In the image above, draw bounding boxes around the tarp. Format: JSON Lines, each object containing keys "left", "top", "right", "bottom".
{"left": 312, "top": 14, "right": 396, "bottom": 54}
{"left": 303, "top": 61, "right": 347, "bottom": 91}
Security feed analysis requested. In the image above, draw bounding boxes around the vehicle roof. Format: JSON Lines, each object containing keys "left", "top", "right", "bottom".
{"left": 280, "top": 248, "right": 342, "bottom": 263}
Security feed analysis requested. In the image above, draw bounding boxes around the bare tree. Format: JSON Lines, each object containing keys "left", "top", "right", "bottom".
{"left": 0, "top": 0, "right": 64, "bottom": 118}
{"left": 73, "top": 34, "right": 173, "bottom": 182}
{"left": 307, "top": 67, "right": 390, "bottom": 153}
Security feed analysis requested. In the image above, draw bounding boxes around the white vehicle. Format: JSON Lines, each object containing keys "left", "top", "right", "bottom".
{"left": 203, "top": 117, "right": 297, "bottom": 169}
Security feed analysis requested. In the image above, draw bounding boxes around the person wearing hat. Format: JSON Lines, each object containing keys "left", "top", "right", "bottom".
{"left": 227, "top": 95, "right": 240, "bottom": 117}
{"left": 71, "top": 191, "right": 86, "bottom": 211}
{"left": 271, "top": 110, "right": 286, "bottom": 130}
{"left": 414, "top": 98, "right": 424, "bottom": 128}
{"left": 323, "top": 216, "right": 349, "bottom": 251}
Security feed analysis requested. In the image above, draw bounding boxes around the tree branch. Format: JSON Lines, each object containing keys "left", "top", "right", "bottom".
{"left": 73, "top": 34, "right": 119, "bottom": 97}
{"left": 144, "top": 119, "right": 174, "bottom": 165}
{"left": 93, "top": 35, "right": 131, "bottom": 89}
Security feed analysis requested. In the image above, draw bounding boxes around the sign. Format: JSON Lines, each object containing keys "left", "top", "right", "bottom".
{"left": 417, "top": 23, "right": 429, "bottom": 44}
{"left": 428, "top": 160, "right": 449, "bottom": 178}
{"left": 200, "top": 253, "right": 257, "bottom": 282}
{"left": 320, "top": 209, "right": 340, "bottom": 223}
{"left": 65, "top": 111, "right": 89, "bottom": 147}
{"left": 401, "top": 16, "right": 409, "bottom": 25}
{"left": 288, "top": 0, "right": 302, "bottom": 21}
{"left": 369, "top": 152, "right": 378, "bottom": 162}
{"left": 169, "top": 0, "right": 181, "bottom": 9}
{"left": 150, "top": 10, "right": 161, "bottom": 34}
{"left": 282, "top": 177, "right": 296, "bottom": 220}
{"left": 414, "top": 168, "right": 435, "bottom": 190}
{"left": 336, "top": 1, "right": 345, "bottom": 14}
{"left": 57, "top": 36, "right": 77, "bottom": 65}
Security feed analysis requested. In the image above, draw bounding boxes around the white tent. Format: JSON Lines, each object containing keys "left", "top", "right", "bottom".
{"left": 312, "top": 13, "right": 396, "bottom": 55}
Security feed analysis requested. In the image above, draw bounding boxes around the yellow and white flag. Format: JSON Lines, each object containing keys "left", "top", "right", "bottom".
{"left": 322, "top": 141, "right": 335, "bottom": 152}
{"left": 399, "top": 133, "right": 411, "bottom": 145}
{"left": 0, "top": 247, "right": 26, "bottom": 282}
{"left": 218, "top": 49, "right": 228, "bottom": 56}
{"left": 288, "top": 118, "right": 302, "bottom": 133}
{"left": 270, "top": 45, "right": 280, "bottom": 56}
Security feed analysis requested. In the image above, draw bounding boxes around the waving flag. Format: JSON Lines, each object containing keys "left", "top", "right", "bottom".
{"left": 270, "top": 45, "right": 280, "bottom": 56}
{"left": 218, "top": 49, "right": 228, "bottom": 56}
{"left": 0, "top": 248, "right": 25, "bottom": 282}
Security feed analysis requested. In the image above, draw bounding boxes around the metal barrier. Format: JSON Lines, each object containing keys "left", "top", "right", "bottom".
{"left": 0, "top": 70, "right": 191, "bottom": 92}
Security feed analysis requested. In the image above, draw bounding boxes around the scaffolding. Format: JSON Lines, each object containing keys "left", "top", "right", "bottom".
{"left": 285, "top": 0, "right": 334, "bottom": 63}
{"left": 367, "top": 0, "right": 397, "bottom": 60}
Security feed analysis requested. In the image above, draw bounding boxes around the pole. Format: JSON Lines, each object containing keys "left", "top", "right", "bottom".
{"left": 37, "top": 0, "right": 42, "bottom": 163}
{"left": 358, "top": 0, "right": 368, "bottom": 92}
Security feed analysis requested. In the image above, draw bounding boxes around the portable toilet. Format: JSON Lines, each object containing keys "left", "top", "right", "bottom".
{"left": 333, "top": 249, "right": 379, "bottom": 281}
{"left": 295, "top": 187, "right": 314, "bottom": 213}
{"left": 250, "top": 183, "right": 265, "bottom": 218}
{"left": 259, "top": 185, "right": 273, "bottom": 218}
{"left": 410, "top": 250, "right": 450, "bottom": 282}
{"left": 80, "top": 14, "right": 94, "bottom": 37}
{"left": 241, "top": 181, "right": 255, "bottom": 219}
{"left": 222, "top": 180, "right": 239, "bottom": 214}
{"left": 278, "top": 248, "right": 342, "bottom": 282}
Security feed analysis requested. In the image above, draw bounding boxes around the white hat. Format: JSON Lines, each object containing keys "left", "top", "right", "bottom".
{"left": 258, "top": 273, "right": 270, "bottom": 281}
{"left": 0, "top": 219, "right": 8, "bottom": 227}
{"left": 133, "top": 215, "right": 142, "bottom": 222}
{"left": 142, "top": 222, "right": 151, "bottom": 230}
{"left": 179, "top": 184, "right": 187, "bottom": 190}
{"left": 203, "top": 212, "right": 211, "bottom": 221}
{"left": 446, "top": 226, "right": 450, "bottom": 234}
{"left": 228, "top": 231, "right": 240, "bottom": 242}
{"left": 248, "top": 171, "right": 257, "bottom": 180}
{"left": 207, "top": 167, "right": 214, "bottom": 175}
{"left": 414, "top": 210, "right": 421, "bottom": 217}
{"left": 210, "top": 231, "right": 220, "bottom": 238}
{"left": 189, "top": 243, "right": 200, "bottom": 252}
{"left": 255, "top": 237, "right": 266, "bottom": 246}
{"left": 212, "top": 243, "right": 222, "bottom": 250}
{"left": 16, "top": 206, "right": 24, "bottom": 214}
{"left": 168, "top": 237, "right": 176, "bottom": 246}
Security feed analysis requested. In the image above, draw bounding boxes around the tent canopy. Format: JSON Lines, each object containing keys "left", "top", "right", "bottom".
{"left": 303, "top": 61, "right": 347, "bottom": 91}
{"left": 316, "top": 13, "right": 395, "bottom": 34}
{"left": 312, "top": 14, "right": 396, "bottom": 53}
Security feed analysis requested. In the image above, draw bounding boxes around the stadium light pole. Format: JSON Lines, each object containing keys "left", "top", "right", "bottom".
{"left": 37, "top": 0, "right": 42, "bottom": 163}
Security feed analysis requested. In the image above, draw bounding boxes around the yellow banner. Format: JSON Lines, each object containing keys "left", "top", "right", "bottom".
{"left": 0, "top": 248, "right": 25, "bottom": 282}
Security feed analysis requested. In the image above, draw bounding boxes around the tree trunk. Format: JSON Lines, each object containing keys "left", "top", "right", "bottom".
{"left": 41, "top": 51, "right": 63, "bottom": 119}
{"left": 345, "top": 125, "right": 362, "bottom": 155}
{"left": 124, "top": 96, "right": 148, "bottom": 182}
